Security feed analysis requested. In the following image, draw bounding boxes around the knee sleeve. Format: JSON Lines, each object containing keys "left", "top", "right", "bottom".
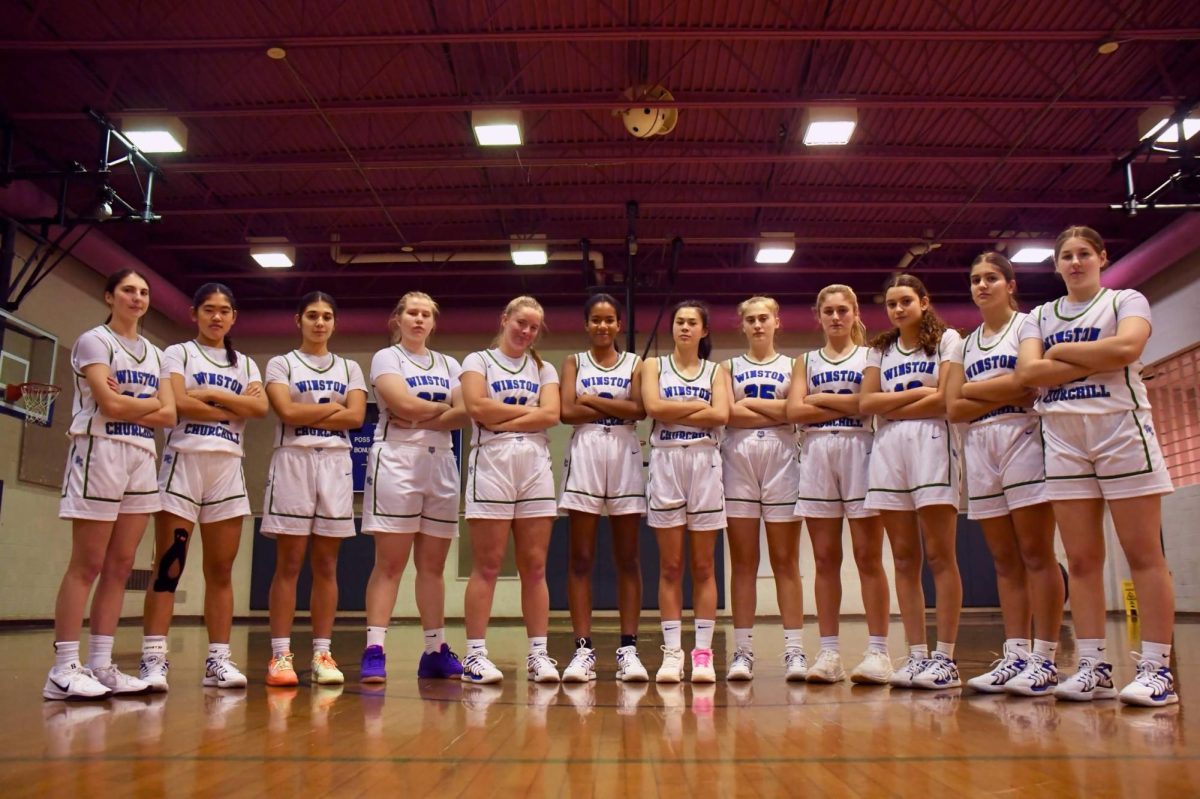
{"left": 153, "top": 528, "right": 190, "bottom": 592}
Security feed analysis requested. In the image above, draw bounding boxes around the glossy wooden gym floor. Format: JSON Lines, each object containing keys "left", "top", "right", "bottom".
{"left": 3, "top": 618, "right": 1194, "bottom": 798}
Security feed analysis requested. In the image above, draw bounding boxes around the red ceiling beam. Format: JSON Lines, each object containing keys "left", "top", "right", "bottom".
{"left": 162, "top": 198, "right": 1111, "bottom": 216}
{"left": 2, "top": 28, "right": 1196, "bottom": 51}
{"left": 164, "top": 148, "right": 1128, "bottom": 174}
{"left": 11, "top": 94, "right": 1169, "bottom": 121}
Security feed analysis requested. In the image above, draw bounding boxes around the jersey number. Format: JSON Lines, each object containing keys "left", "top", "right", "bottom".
{"left": 743, "top": 384, "right": 776, "bottom": 399}
{"left": 417, "top": 391, "right": 448, "bottom": 402}
{"left": 893, "top": 380, "right": 924, "bottom": 393}
{"left": 502, "top": 396, "right": 529, "bottom": 405}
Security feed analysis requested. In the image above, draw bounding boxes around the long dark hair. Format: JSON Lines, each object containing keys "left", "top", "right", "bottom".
{"left": 192, "top": 282, "right": 239, "bottom": 367}
{"left": 672, "top": 299, "right": 712, "bottom": 360}
{"left": 103, "top": 268, "right": 151, "bottom": 324}
{"left": 869, "top": 274, "right": 946, "bottom": 357}
{"left": 296, "top": 291, "right": 338, "bottom": 317}
{"left": 970, "top": 252, "right": 1019, "bottom": 311}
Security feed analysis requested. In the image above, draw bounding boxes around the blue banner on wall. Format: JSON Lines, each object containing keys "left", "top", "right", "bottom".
{"left": 350, "top": 402, "right": 462, "bottom": 492}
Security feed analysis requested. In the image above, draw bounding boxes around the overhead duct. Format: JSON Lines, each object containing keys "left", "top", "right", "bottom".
{"left": 330, "top": 233, "right": 604, "bottom": 275}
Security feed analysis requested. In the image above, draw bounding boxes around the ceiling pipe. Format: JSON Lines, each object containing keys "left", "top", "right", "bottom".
{"left": 2, "top": 27, "right": 1193, "bottom": 52}
{"left": 1101, "top": 212, "right": 1200, "bottom": 290}
{"left": 0, "top": 180, "right": 193, "bottom": 324}
{"left": 329, "top": 233, "right": 604, "bottom": 275}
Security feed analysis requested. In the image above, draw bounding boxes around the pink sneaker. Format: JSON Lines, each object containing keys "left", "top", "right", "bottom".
{"left": 691, "top": 648, "right": 716, "bottom": 683}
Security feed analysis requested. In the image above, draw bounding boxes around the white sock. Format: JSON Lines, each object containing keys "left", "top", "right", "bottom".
{"left": 366, "top": 626, "right": 387, "bottom": 649}
{"left": 935, "top": 641, "right": 955, "bottom": 659}
{"left": 142, "top": 635, "right": 167, "bottom": 656}
{"left": 1033, "top": 638, "right": 1058, "bottom": 662}
{"left": 734, "top": 627, "right": 753, "bottom": 652}
{"left": 909, "top": 644, "right": 929, "bottom": 659}
{"left": 819, "top": 635, "right": 839, "bottom": 654}
{"left": 694, "top": 619, "right": 715, "bottom": 650}
{"left": 87, "top": 634, "right": 114, "bottom": 670}
{"left": 783, "top": 628, "right": 804, "bottom": 652}
{"left": 1141, "top": 641, "right": 1172, "bottom": 667}
{"left": 1007, "top": 638, "right": 1031, "bottom": 657}
{"left": 312, "top": 637, "right": 331, "bottom": 655}
{"left": 1077, "top": 638, "right": 1106, "bottom": 662}
{"left": 424, "top": 628, "right": 445, "bottom": 654}
{"left": 528, "top": 636, "right": 548, "bottom": 655}
{"left": 208, "top": 643, "right": 231, "bottom": 659}
{"left": 867, "top": 635, "right": 888, "bottom": 654}
{"left": 661, "top": 621, "right": 682, "bottom": 651}
{"left": 466, "top": 638, "right": 487, "bottom": 655}
{"left": 270, "top": 638, "right": 290, "bottom": 657}
{"left": 54, "top": 641, "right": 81, "bottom": 670}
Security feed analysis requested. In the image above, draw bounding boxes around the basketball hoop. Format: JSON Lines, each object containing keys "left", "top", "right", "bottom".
{"left": 13, "top": 382, "right": 61, "bottom": 426}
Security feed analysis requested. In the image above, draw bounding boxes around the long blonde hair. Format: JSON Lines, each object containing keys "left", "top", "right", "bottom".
{"left": 813, "top": 284, "right": 867, "bottom": 346}
{"left": 387, "top": 291, "right": 439, "bottom": 345}
{"left": 736, "top": 295, "right": 780, "bottom": 319}
{"left": 494, "top": 295, "right": 546, "bottom": 368}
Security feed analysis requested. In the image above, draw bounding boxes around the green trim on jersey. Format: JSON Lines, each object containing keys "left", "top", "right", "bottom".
{"left": 1052, "top": 287, "right": 1108, "bottom": 321}
{"left": 102, "top": 326, "right": 148, "bottom": 363}
{"left": 291, "top": 349, "right": 337, "bottom": 374}
{"left": 583, "top": 351, "right": 630, "bottom": 372}
{"left": 969, "top": 312, "right": 1019, "bottom": 354}
{"left": 190, "top": 340, "right": 236, "bottom": 368}
{"left": 396, "top": 345, "right": 435, "bottom": 372}
{"left": 484, "top": 349, "right": 529, "bottom": 375}
{"left": 816, "top": 345, "right": 861, "bottom": 366}
{"left": 665, "top": 355, "right": 712, "bottom": 383}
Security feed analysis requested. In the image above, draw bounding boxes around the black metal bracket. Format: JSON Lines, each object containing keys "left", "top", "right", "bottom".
{"left": 1111, "top": 98, "right": 1200, "bottom": 216}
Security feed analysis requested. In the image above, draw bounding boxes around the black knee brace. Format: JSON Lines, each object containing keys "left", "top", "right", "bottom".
{"left": 152, "top": 528, "right": 190, "bottom": 592}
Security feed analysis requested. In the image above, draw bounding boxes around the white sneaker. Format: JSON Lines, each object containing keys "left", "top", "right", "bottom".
{"left": 562, "top": 646, "right": 597, "bottom": 683}
{"left": 850, "top": 650, "right": 892, "bottom": 685}
{"left": 203, "top": 653, "right": 248, "bottom": 688}
{"left": 526, "top": 650, "right": 561, "bottom": 683}
{"left": 615, "top": 646, "right": 649, "bottom": 682}
{"left": 784, "top": 648, "right": 809, "bottom": 682}
{"left": 889, "top": 653, "right": 930, "bottom": 688}
{"left": 806, "top": 649, "right": 846, "bottom": 684}
{"left": 690, "top": 648, "right": 716, "bottom": 683}
{"left": 967, "top": 643, "right": 1026, "bottom": 693}
{"left": 462, "top": 650, "right": 504, "bottom": 684}
{"left": 1005, "top": 654, "right": 1058, "bottom": 697}
{"left": 656, "top": 646, "right": 685, "bottom": 684}
{"left": 43, "top": 663, "right": 111, "bottom": 701}
{"left": 911, "top": 652, "right": 961, "bottom": 690}
{"left": 1118, "top": 653, "right": 1178, "bottom": 708}
{"left": 92, "top": 664, "right": 150, "bottom": 695}
{"left": 726, "top": 648, "right": 754, "bottom": 681}
{"left": 139, "top": 652, "right": 170, "bottom": 693}
{"left": 1053, "top": 657, "right": 1117, "bottom": 702}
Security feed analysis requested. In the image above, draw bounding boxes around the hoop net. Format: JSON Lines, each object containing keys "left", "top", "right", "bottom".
{"left": 17, "top": 382, "right": 61, "bottom": 426}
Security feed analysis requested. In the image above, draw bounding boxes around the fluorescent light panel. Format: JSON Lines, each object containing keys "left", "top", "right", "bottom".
{"left": 1011, "top": 247, "right": 1055, "bottom": 264}
{"left": 249, "top": 238, "right": 295, "bottom": 268}
{"left": 251, "top": 251, "right": 294, "bottom": 268}
{"left": 472, "top": 109, "right": 523, "bottom": 146}
{"left": 120, "top": 116, "right": 188, "bottom": 153}
{"left": 754, "top": 233, "right": 795, "bottom": 264}
{"left": 511, "top": 249, "right": 548, "bottom": 266}
{"left": 510, "top": 233, "right": 547, "bottom": 266}
{"left": 803, "top": 106, "right": 857, "bottom": 146}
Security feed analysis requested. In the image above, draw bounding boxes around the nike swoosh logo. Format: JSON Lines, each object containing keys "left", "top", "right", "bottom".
{"left": 931, "top": 433, "right": 942, "bottom": 439}
{"left": 49, "top": 677, "right": 72, "bottom": 693}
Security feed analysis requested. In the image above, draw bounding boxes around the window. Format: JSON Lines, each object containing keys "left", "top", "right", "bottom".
{"left": 1145, "top": 344, "right": 1200, "bottom": 486}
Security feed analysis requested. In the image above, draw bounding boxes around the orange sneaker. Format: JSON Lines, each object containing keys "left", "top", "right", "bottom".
{"left": 266, "top": 652, "right": 299, "bottom": 687}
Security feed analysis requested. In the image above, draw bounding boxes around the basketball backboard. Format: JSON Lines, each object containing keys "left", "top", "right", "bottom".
{"left": 0, "top": 309, "right": 59, "bottom": 424}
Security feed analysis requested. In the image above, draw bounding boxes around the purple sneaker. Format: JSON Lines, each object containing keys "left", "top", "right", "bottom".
{"left": 418, "top": 643, "right": 464, "bottom": 679}
{"left": 360, "top": 645, "right": 387, "bottom": 684}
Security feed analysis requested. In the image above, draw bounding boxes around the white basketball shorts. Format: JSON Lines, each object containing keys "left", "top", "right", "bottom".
{"left": 559, "top": 425, "right": 647, "bottom": 516}
{"left": 795, "top": 431, "right": 876, "bottom": 519}
{"left": 646, "top": 444, "right": 727, "bottom": 531}
{"left": 261, "top": 446, "right": 356, "bottom": 537}
{"left": 722, "top": 431, "right": 800, "bottom": 522}
{"left": 465, "top": 437, "right": 557, "bottom": 520}
{"left": 362, "top": 441, "right": 460, "bottom": 537}
{"left": 865, "top": 419, "right": 961, "bottom": 512}
{"left": 1042, "top": 410, "right": 1173, "bottom": 501}
{"left": 59, "top": 436, "right": 161, "bottom": 521}
{"left": 157, "top": 448, "right": 251, "bottom": 524}
{"left": 964, "top": 416, "right": 1048, "bottom": 519}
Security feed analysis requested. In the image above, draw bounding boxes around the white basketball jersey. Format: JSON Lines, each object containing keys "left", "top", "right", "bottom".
{"left": 270, "top": 351, "right": 364, "bottom": 449}
{"left": 68, "top": 325, "right": 164, "bottom": 453}
{"left": 802, "top": 345, "right": 871, "bottom": 432}
{"left": 726, "top": 353, "right": 795, "bottom": 443}
{"left": 961, "top": 312, "right": 1031, "bottom": 426}
{"left": 868, "top": 329, "right": 961, "bottom": 427}
{"left": 649, "top": 356, "right": 720, "bottom": 448}
{"left": 466, "top": 348, "right": 555, "bottom": 448}
{"left": 574, "top": 350, "right": 640, "bottom": 428}
{"left": 1027, "top": 288, "right": 1151, "bottom": 415}
{"left": 372, "top": 346, "right": 460, "bottom": 448}
{"left": 163, "top": 341, "right": 257, "bottom": 454}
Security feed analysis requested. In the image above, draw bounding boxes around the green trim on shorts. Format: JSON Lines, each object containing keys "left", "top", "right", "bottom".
{"left": 469, "top": 448, "right": 553, "bottom": 504}
{"left": 969, "top": 477, "right": 1046, "bottom": 501}
{"left": 564, "top": 488, "right": 646, "bottom": 500}
{"left": 726, "top": 496, "right": 797, "bottom": 506}
{"left": 867, "top": 420, "right": 953, "bottom": 494}
{"left": 797, "top": 495, "right": 866, "bottom": 504}
{"left": 421, "top": 514, "right": 459, "bottom": 524}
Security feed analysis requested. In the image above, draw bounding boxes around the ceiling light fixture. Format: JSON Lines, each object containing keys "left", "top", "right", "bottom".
{"left": 754, "top": 232, "right": 795, "bottom": 264}
{"left": 1010, "top": 246, "right": 1055, "bottom": 264}
{"left": 510, "top": 234, "right": 547, "bottom": 266}
{"left": 249, "top": 236, "right": 295, "bottom": 268}
{"left": 802, "top": 106, "right": 857, "bottom": 146}
{"left": 119, "top": 115, "right": 188, "bottom": 153}
{"left": 472, "top": 109, "right": 523, "bottom": 147}
{"left": 1138, "top": 106, "right": 1200, "bottom": 144}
